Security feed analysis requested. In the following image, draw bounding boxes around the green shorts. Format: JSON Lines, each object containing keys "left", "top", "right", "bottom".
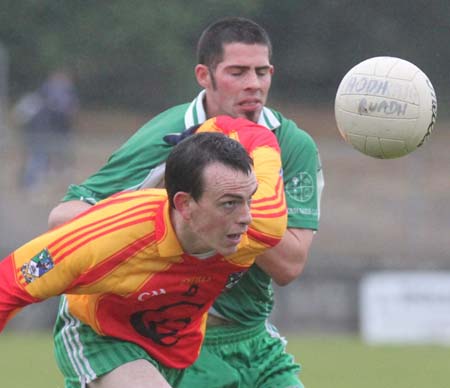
{"left": 53, "top": 296, "right": 184, "bottom": 388}
{"left": 179, "top": 320, "right": 303, "bottom": 388}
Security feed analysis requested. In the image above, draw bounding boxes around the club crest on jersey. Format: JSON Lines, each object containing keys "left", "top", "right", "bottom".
{"left": 21, "top": 248, "right": 54, "bottom": 284}
{"left": 224, "top": 271, "right": 245, "bottom": 290}
{"left": 285, "top": 172, "right": 314, "bottom": 202}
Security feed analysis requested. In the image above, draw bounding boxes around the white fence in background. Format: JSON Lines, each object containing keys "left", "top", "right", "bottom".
{"left": 360, "top": 271, "right": 450, "bottom": 345}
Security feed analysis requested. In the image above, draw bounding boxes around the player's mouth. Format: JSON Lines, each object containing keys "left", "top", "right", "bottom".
{"left": 238, "top": 99, "right": 262, "bottom": 111}
{"left": 226, "top": 233, "right": 243, "bottom": 245}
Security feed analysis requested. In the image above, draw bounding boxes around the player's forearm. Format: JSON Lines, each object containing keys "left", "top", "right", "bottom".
{"left": 255, "top": 228, "right": 314, "bottom": 286}
{"left": 48, "top": 200, "right": 93, "bottom": 229}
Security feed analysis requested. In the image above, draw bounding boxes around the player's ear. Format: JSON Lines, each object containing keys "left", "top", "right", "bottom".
{"left": 195, "top": 64, "right": 210, "bottom": 89}
{"left": 173, "top": 192, "right": 193, "bottom": 220}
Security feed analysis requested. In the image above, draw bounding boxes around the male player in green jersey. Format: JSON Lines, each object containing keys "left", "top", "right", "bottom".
{"left": 49, "top": 17, "right": 324, "bottom": 388}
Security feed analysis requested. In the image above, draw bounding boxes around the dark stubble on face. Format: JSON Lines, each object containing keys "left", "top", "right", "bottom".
{"left": 209, "top": 67, "right": 218, "bottom": 90}
{"left": 244, "top": 111, "right": 257, "bottom": 122}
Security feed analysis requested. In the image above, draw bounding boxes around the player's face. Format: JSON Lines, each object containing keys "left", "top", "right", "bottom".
{"left": 187, "top": 162, "right": 257, "bottom": 256}
{"left": 196, "top": 43, "right": 274, "bottom": 123}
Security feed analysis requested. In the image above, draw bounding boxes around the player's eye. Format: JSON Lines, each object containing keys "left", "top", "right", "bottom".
{"left": 223, "top": 200, "right": 237, "bottom": 208}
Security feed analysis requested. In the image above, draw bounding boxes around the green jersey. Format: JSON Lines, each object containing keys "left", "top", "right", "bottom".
{"left": 63, "top": 90, "right": 323, "bottom": 326}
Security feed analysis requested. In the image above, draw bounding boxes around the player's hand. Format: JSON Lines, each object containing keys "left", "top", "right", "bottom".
{"left": 163, "top": 124, "right": 201, "bottom": 146}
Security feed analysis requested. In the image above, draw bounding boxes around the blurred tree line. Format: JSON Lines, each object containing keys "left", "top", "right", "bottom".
{"left": 1, "top": 0, "right": 448, "bottom": 113}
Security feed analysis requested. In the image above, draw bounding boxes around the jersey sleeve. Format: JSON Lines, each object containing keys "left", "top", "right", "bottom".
{"left": 0, "top": 191, "right": 159, "bottom": 332}
{"left": 0, "top": 229, "right": 79, "bottom": 331}
{"left": 62, "top": 105, "right": 189, "bottom": 203}
{"left": 196, "top": 116, "right": 287, "bottom": 248}
{"left": 274, "top": 114, "right": 324, "bottom": 230}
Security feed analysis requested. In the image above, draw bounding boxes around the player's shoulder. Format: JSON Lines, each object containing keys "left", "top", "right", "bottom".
{"left": 266, "top": 107, "right": 318, "bottom": 151}
{"left": 100, "top": 189, "right": 168, "bottom": 211}
{"left": 136, "top": 102, "right": 191, "bottom": 135}
{"left": 149, "top": 102, "right": 191, "bottom": 124}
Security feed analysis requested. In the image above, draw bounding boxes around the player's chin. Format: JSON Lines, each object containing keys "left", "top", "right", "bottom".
{"left": 218, "top": 243, "right": 240, "bottom": 257}
{"left": 235, "top": 107, "right": 261, "bottom": 122}
{"left": 235, "top": 111, "right": 259, "bottom": 123}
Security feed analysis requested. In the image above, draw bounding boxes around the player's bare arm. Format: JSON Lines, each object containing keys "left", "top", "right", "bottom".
{"left": 48, "top": 200, "right": 92, "bottom": 229}
{"left": 255, "top": 227, "right": 314, "bottom": 286}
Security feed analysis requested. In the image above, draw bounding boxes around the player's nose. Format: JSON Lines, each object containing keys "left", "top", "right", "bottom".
{"left": 237, "top": 202, "right": 252, "bottom": 226}
{"left": 244, "top": 71, "right": 261, "bottom": 89}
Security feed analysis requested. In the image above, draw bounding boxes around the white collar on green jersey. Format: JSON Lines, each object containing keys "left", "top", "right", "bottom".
{"left": 184, "top": 90, "right": 281, "bottom": 130}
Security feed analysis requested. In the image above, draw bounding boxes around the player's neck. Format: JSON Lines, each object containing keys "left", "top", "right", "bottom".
{"left": 170, "top": 209, "right": 210, "bottom": 255}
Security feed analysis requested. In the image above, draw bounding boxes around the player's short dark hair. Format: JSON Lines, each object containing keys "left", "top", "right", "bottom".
{"left": 197, "top": 17, "right": 272, "bottom": 70}
{"left": 165, "top": 132, "right": 254, "bottom": 208}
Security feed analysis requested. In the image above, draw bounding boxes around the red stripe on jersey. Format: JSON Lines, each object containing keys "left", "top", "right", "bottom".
{"left": 251, "top": 175, "right": 283, "bottom": 206}
{"left": 51, "top": 199, "right": 160, "bottom": 249}
{"left": 246, "top": 228, "right": 282, "bottom": 247}
{"left": 61, "top": 193, "right": 164, "bottom": 226}
{"left": 87, "top": 192, "right": 164, "bottom": 212}
{"left": 50, "top": 202, "right": 159, "bottom": 259}
{"left": 251, "top": 177, "right": 285, "bottom": 212}
{"left": 65, "top": 232, "right": 156, "bottom": 290}
{"left": 251, "top": 209, "right": 287, "bottom": 219}
{"left": 56, "top": 216, "right": 153, "bottom": 265}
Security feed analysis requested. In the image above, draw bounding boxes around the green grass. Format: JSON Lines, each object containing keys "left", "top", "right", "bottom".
{"left": 1, "top": 332, "right": 450, "bottom": 388}
{"left": 287, "top": 335, "right": 450, "bottom": 388}
{"left": 1, "top": 332, "right": 64, "bottom": 388}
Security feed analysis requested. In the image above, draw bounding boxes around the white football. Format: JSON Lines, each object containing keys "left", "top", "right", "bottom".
{"left": 334, "top": 56, "right": 437, "bottom": 159}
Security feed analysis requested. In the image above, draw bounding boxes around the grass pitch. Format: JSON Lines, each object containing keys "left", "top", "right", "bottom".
{"left": 1, "top": 332, "right": 449, "bottom": 388}
{"left": 287, "top": 335, "right": 450, "bottom": 388}
{"left": 1, "top": 332, "right": 64, "bottom": 388}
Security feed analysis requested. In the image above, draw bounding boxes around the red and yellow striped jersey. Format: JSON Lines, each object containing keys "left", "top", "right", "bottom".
{"left": 0, "top": 116, "right": 286, "bottom": 368}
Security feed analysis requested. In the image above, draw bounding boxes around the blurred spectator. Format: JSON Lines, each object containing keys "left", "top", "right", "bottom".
{"left": 14, "top": 70, "right": 78, "bottom": 189}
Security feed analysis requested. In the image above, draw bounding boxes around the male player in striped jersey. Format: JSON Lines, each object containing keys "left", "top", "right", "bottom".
{"left": 0, "top": 116, "right": 286, "bottom": 387}
{"left": 49, "top": 17, "right": 323, "bottom": 388}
